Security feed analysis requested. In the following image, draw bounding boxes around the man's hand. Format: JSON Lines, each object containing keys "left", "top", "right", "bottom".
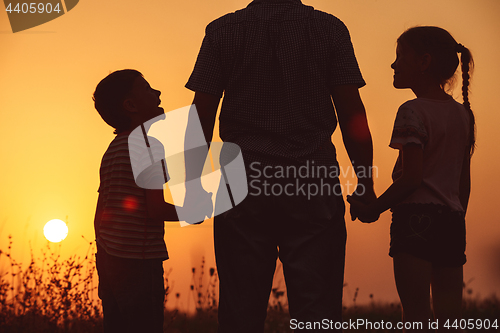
{"left": 181, "top": 186, "right": 214, "bottom": 224}
{"left": 347, "top": 185, "right": 379, "bottom": 223}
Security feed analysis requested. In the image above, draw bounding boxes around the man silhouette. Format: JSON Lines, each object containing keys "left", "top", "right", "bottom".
{"left": 186, "top": 1, "right": 375, "bottom": 331}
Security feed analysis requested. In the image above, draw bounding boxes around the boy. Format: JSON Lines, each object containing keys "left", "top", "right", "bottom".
{"left": 92, "top": 69, "right": 185, "bottom": 333}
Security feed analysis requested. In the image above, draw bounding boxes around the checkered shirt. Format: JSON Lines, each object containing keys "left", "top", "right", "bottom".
{"left": 186, "top": 0, "right": 366, "bottom": 167}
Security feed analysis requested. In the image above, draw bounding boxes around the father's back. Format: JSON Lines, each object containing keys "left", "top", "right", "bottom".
{"left": 186, "top": 0, "right": 365, "bottom": 167}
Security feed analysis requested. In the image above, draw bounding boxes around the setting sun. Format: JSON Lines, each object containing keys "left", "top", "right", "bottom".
{"left": 43, "top": 219, "right": 69, "bottom": 243}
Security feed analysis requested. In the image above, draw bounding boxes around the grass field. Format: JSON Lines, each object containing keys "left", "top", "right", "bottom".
{"left": 1, "top": 237, "right": 498, "bottom": 332}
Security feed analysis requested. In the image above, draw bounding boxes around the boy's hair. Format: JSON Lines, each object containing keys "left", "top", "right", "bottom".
{"left": 93, "top": 69, "right": 143, "bottom": 134}
{"left": 398, "top": 26, "right": 476, "bottom": 156}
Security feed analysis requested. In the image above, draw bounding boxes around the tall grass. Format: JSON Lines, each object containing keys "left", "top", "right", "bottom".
{"left": 0, "top": 236, "right": 498, "bottom": 333}
{"left": 0, "top": 236, "right": 101, "bottom": 333}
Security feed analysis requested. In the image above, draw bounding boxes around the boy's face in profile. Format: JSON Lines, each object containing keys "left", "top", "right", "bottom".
{"left": 127, "top": 76, "right": 164, "bottom": 123}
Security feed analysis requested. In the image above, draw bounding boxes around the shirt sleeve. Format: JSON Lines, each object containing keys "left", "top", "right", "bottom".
{"left": 389, "top": 105, "right": 428, "bottom": 150}
{"left": 328, "top": 20, "right": 366, "bottom": 89}
{"left": 185, "top": 30, "right": 224, "bottom": 98}
{"left": 129, "top": 135, "right": 169, "bottom": 189}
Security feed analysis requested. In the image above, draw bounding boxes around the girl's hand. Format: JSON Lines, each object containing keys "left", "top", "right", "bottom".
{"left": 347, "top": 195, "right": 380, "bottom": 223}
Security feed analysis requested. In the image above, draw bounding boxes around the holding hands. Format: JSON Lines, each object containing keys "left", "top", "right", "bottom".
{"left": 347, "top": 184, "right": 380, "bottom": 223}
{"left": 181, "top": 184, "right": 214, "bottom": 225}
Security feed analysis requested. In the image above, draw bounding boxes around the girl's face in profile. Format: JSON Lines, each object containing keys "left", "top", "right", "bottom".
{"left": 391, "top": 42, "right": 421, "bottom": 90}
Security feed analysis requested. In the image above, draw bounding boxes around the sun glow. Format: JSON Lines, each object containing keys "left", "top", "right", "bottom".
{"left": 43, "top": 219, "right": 69, "bottom": 243}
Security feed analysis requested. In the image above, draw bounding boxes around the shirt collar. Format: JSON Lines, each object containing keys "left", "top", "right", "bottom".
{"left": 248, "top": 0, "right": 302, "bottom": 6}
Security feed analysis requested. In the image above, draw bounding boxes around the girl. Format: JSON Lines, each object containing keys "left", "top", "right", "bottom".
{"left": 348, "top": 26, "right": 475, "bottom": 332}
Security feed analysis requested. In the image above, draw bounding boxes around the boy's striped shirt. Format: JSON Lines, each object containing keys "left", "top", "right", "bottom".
{"left": 96, "top": 132, "right": 168, "bottom": 260}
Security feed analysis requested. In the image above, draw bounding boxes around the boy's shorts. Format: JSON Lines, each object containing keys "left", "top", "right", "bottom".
{"left": 96, "top": 244, "right": 165, "bottom": 333}
{"left": 389, "top": 203, "right": 466, "bottom": 267}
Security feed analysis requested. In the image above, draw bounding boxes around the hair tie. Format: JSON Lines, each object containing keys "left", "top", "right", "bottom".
{"left": 456, "top": 43, "right": 466, "bottom": 53}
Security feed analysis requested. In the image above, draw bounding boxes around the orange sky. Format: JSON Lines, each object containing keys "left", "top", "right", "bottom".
{"left": 1, "top": 0, "right": 499, "bottom": 309}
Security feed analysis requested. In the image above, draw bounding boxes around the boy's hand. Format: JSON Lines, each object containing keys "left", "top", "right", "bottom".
{"left": 347, "top": 193, "right": 379, "bottom": 223}
{"left": 181, "top": 187, "right": 213, "bottom": 224}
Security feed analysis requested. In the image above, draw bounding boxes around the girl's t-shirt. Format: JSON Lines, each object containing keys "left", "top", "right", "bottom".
{"left": 390, "top": 97, "right": 470, "bottom": 212}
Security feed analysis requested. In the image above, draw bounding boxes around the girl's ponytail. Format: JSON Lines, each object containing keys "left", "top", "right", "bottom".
{"left": 457, "top": 43, "right": 476, "bottom": 156}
